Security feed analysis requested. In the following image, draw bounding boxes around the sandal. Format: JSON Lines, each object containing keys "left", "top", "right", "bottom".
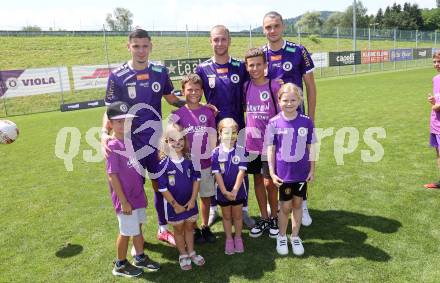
{"left": 178, "top": 254, "right": 192, "bottom": 270}
{"left": 188, "top": 251, "right": 205, "bottom": 266}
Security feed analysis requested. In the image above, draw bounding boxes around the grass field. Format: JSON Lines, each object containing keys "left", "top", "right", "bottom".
{"left": 1, "top": 67, "right": 439, "bottom": 282}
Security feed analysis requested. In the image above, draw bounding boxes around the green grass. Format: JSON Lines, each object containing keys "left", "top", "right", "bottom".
{"left": 1, "top": 67, "right": 439, "bottom": 282}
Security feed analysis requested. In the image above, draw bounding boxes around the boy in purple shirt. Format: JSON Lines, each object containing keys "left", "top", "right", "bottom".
{"left": 171, "top": 73, "right": 217, "bottom": 243}
{"left": 212, "top": 118, "right": 248, "bottom": 255}
{"left": 263, "top": 11, "right": 317, "bottom": 226}
{"left": 425, "top": 50, "right": 440, "bottom": 189}
{"left": 106, "top": 101, "right": 160, "bottom": 277}
{"left": 157, "top": 123, "right": 205, "bottom": 270}
{"left": 267, "top": 83, "right": 316, "bottom": 256}
{"left": 244, "top": 47, "right": 281, "bottom": 239}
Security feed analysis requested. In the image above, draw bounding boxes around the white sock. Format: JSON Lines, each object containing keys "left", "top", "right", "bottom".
{"left": 302, "top": 200, "right": 308, "bottom": 209}
{"left": 242, "top": 206, "right": 248, "bottom": 212}
{"left": 159, "top": 225, "right": 168, "bottom": 233}
{"left": 210, "top": 206, "right": 218, "bottom": 212}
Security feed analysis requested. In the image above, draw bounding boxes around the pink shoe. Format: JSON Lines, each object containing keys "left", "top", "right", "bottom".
{"left": 225, "top": 238, "right": 235, "bottom": 255}
{"left": 157, "top": 230, "right": 176, "bottom": 246}
{"left": 234, "top": 236, "right": 244, "bottom": 253}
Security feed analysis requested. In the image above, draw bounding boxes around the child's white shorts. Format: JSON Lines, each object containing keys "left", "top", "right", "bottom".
{"left": 117, "top": 208, "right": 146, "bottom": 236}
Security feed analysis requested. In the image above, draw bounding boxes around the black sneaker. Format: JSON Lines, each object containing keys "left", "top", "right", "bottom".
{"left": 112, "top": 260, "right": 142, "bottom": 277}
{"left": 269, "top": 217, "right": 279, "bottom": 238}
{"left": 133, "top": 255, "right": 160, "bottom": 272}
{"left": 250, "top": 218, "right": 270, "bottom": 238}
{"left": 194, "top": 228, "right": 206, "bottom": 244}
{"left": 201, "top": 226, "right": 216, "bottom": 243}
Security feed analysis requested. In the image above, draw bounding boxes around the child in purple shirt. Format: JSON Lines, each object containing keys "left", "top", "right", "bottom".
{"left": 157, "top": 122, "right": 205, "bottom": 270}
{"left": 425, "top": 50, "right": 440, "bottom": 189}
{"left": 105, "top": 101, "right": 160, "bottom": 277}
{"left": 267, "top": 83, "right": 316, "bottom": 256}
{"left": 211, "top": 118, "right": 248, "bottom": 255}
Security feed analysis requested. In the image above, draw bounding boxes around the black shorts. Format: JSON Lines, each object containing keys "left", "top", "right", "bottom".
{"left": 217, "top": 199, "right": 245, "bottom": 207}
{"left": 279, "top": 182, "right": 307, "bottom": 201}
{"left": 247, "top": 154, "right": 270, "bottom": 178}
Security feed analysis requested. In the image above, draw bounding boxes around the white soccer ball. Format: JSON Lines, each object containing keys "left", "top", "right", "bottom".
{"left": 0, "top": 120, "right": 19, "bottom": 144}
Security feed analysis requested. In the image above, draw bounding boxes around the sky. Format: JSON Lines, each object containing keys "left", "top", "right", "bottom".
{"left": 0, "top": 0, "right": 436, "bottom": 31}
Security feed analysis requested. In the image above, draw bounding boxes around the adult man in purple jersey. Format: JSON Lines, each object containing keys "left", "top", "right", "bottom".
{"left": 101, "top": 29, "right": 187, "bottom": 246}
{"left": 196, "top": 25, "right": 255, "bottom": 228}
{"left": 262, "top": 11, "right": 317, "bottom": 226}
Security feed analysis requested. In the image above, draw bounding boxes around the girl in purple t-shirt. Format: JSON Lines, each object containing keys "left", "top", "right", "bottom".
{"left": 211, "top": 118, "right": 248, "bottom": 255}
{"left": 267, "top": 83, "right": 316, "bottom": 256}
{"left": 157, "top": 123, "right": 205, "bottom": 270}
{"left": 425, "top": 50, "right": 440, "bottom": 189}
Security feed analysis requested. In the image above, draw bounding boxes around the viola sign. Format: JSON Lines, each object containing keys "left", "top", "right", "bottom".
{"left": 0, "top": 67, "right": 70, "bottom": 98}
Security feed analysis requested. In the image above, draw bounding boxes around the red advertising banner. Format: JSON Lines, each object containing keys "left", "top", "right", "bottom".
{"left": 361, "top": 50, "right": 390, "bottom": 64}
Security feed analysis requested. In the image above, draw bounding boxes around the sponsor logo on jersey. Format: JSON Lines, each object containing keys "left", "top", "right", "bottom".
{"left": 199, "top": 114, "right": 207, "bottom": 123}
{"left": 116, "top": 68, "right": 129, "bottom": 77}
{"left": 302, "top": 49, "right": 312, "bottom": 67}
{"left": 168, "top": 174, "right": 175, "bottom": 186}
{"left": 231, "top": 60, "right": 240, "bottom": 67}
{"left": 260, "top": 91, "right": 270, "bottom": 101}
{"left": 125, "top": 82, "right": 136, "bottom": 87}
{"left": 187, "top": 168, "right": 191, "bottom": 178}
{"left": 230, "top": 74, "right": 240, "bottom": 83}
{"left": 139, "top": 82, "right": 149, "bottom": 88}
{"left": 128, "top": 86, "right": 136, "bottom": 99}
{"left": 208, "top": 76, "right": 216, "bottom": 88}
{"left": 282, "top": 61, "right": 293, "bottom": 71}
{"left": 220, "top": 162, "right": 225, "bottom": 173}
{"left": 152, "top": 82, "right": 161, "bottom": 93}
{"left": 271, "top": 55, "right": 282, "bottom": 61}
{"left": 136, "top": 74, "right": 149, "bottom": 80}
{"left": 217, "top": 68, "right": 228, "bottom": 74}
{"left": 298, "top": 127, "right": 308, "bottom": 137}
{"left": 152, "top": 66, "right": 162, "bottom": 73}
{"left": 232, "top": 155, "right": 241, "bottom": 164}
{"left": 285, "top": 47, "right": 296, "bottom": 53}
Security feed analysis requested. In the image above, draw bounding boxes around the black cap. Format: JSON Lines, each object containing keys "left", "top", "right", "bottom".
{"left": 106, "top": 101, "right": 137, "bottom": 120}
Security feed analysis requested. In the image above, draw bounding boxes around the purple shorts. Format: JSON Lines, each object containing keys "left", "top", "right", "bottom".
{"left": 430, "top": 133, "right": 440, "bottom": 148}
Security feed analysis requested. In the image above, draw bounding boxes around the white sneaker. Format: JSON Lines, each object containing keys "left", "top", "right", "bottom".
{"left": 208, "top": 208, "right": 219, "bottom": 226}
{"left": 290, "top": 236, "right": 304, "bottom": 256}
{"left": 301, "top": 207, "right": 312, "bottom": 226}
{"left": 276, "top": 234, "right": 288, "bottom": 255}
{"left": 242, "top": 210, "right": 256, "bottom": 228}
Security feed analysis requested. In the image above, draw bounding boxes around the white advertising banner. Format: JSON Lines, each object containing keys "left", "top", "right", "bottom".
{"left": 72, "top": 63, "right": 120, "bottom": 90}
{"left": 0, "top": 67, "right": 70, "bottom": 98}
{"left": 311, "top": 52, "right": 329, "bottom": 68}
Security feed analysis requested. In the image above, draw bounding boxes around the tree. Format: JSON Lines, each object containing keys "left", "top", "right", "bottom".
{"left": 437, "top": 0, "right": 440, "bottom": 8}
{"left": 322, "top": 12, "right": 344, "bottom": 33}
{"left": 339, "top": 0, "right": 370, "bottom": 28}
{"left": 375, "top": 8, "right": 384, "bottom": 28}
{"left": 21, "top": 25, "right": 42, "bottom": 32}
{"left": 295, "top": 11, "right": 323, "bottom": 33}
{"left": 105, "top": 7, "right": 133, "bottom": 31}
{"left": 422, "top": 8, "right": 440, "bottom": 30}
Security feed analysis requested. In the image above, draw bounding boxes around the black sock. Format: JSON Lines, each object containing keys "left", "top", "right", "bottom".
{"left": 116, "top": 259, "right": 127, "bottom": 267}
{"left": 135, "top": 253, "right": 145, "bottom": 261}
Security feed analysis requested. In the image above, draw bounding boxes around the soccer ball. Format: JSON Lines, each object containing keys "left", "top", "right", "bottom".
{"left": 0, "top": 120, "right": 19, "bottom": 144}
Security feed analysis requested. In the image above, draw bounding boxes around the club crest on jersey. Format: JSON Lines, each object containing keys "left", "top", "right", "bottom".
{"left": 199, "top": 114, "right": 207, "bottom": 123}
{"left": 260, "top": 91, "right": 270, "bottom": 101}
{"left": 298, "top": 127, "right": 308, "bottom": 137}
{"left": 232, "top": 155, "right": 241, "bottom": 165}
{"left": 152, "top": 82, "right": 161, "bottom": 93}
{"left": 128, "top": 86, "right": 136, "bottom": 99}
{"left": 168, "top": 174, "right": 175, "bottom": 186}
{"left": 283, "top": 61, "right": 293, "bottom": 71}
{"left": 230, "top": 74, "right": 240, "bottom": 84}
{"left": 208, "top": 76, "right": 216, "bottom": 88}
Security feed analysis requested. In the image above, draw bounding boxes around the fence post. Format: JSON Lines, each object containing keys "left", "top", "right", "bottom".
{"left": 249, "top": 25, "right": 252, "bottom": 48}
{"left": 435, "top": 30, "right": 437, "bottom": 47}
{"left": 57, "top": 67, "right": 65, "bottom": 106}
{"left": 297, "top": 25, "right": 301, "bottom": 45}
{"left": 103, "top": 25, "right": 110, "bottom": 67}
{"left": 394, "top": 28, "right": 397, "bottom": 70}
{"left": 368, "top": 27, "right": 371, "bottom": 73}
{"left": 337, "top": 26, "right": 340, "bottom": 76}
{"left": 2, "top": 95, "right": 7, "bottom": 117}
{"left": 185, "top": 24, "right": 190, "bottom": 59}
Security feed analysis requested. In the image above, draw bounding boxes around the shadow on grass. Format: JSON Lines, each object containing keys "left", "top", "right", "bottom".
{"left": 300, "top": 209, "right": 402, "bottom": 261}
{"left": 55, "top": 243, "right": 83, "bottom": 258}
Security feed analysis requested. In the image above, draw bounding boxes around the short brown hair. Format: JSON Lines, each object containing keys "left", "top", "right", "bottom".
{"left": 245, "top": 47, "right": 266, "bottom": 64}
{"left": 263, "top": 11, "right": 283, "bottom": 24}
{"left": 181, "top": 73, "right": 203, "bottom": 90}
{"left": 210, "top": 25, "right": 230, "bottom": 39}
{"left": 433, "top": 50, "right": 440, "bottom": 59}
{"left": 128, "top": 29, "right": 151, "bottom": 41}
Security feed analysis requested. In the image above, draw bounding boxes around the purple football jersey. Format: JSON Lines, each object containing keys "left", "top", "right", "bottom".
{"left": 431, "top": 74, "right": 440, "bottom": 134}
{"left": 157, "top": 157, "right": 201, "bottom": 222}
{"left": 196, "top": 57, "right": 248, "bottom": 129}
{"left": 263, "top": 40, "right": 314, "bottom": 114}
{"left": 266, "top": 113, "right": 315, "bottom": 182}
{"left": 211, "top": 144, "right": 248, "bottom": 203}
{"left": 171, "top": 105, "right": 217, "bottom": 170}
{"left": 244, "top": 79, "right": 281, "bottom": 154}
{"left": 106, "top": 139, "right": 147, "bottom": 214}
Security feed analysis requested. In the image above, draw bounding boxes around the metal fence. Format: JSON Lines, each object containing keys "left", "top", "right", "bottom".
{"left": 0, "top": 26, "right": 437, "bottom": 117}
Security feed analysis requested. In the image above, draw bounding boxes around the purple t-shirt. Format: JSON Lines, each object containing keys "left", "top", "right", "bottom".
{"left": 266, "top": 113, "right": 315, "bottom": 182}
{"left": 106, "top": 139, "right": 147, "bottom": 214}
{"left": 105, "top": 62, "right": 174, "bottom": 149}
{"left": 431, "top": 74, "right": 440, "bottom": 134}
{"left": 157, "top": 157, "right": 201, "bottom": 222}
{"left": 171, "top": 105, "right": 216, "bottom": 170}
{"left": 244, "top": 79, "right": 281, "bottom": 154}
{"left": 211, "top": 144, "right": 248, "bottom": 203}
{"left": 263, "top": 40, "right": 314, "bottom": 114}
{"left": 196, "top": 57, "right": 248, "bottom": 129}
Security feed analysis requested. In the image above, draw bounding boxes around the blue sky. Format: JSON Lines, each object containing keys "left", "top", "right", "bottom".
{"left": 0, "top": 0, "right": 436, "bottom": 30}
